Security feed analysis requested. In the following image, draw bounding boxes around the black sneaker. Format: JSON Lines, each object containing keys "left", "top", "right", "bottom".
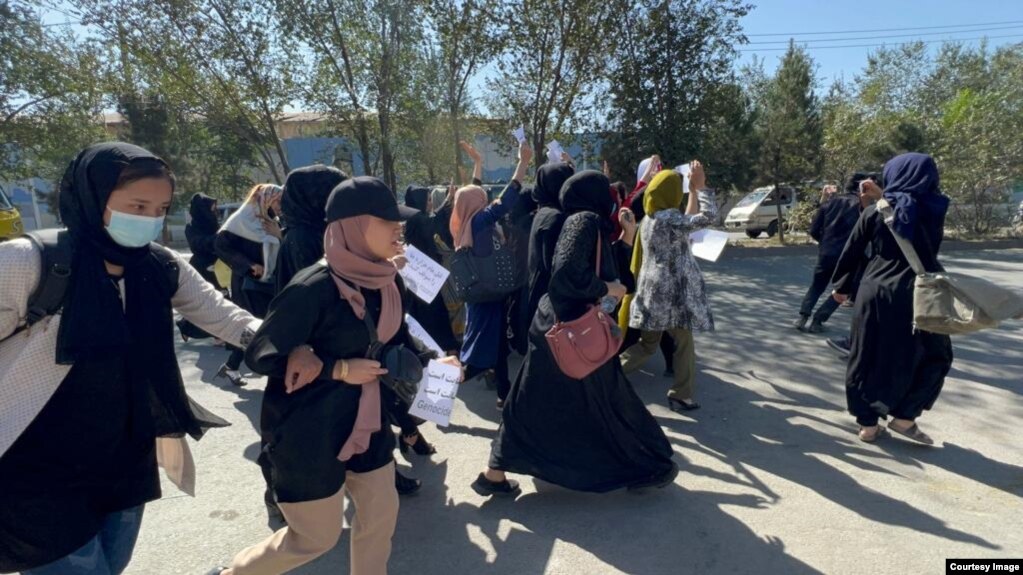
{"left": 471, "top": 473, "right": 521, "bottom": 497}
{"left": 807, "top": 320, "right": 825, "bottom": 334}
{"left": 826, "top": 337, "right": 851, "bottom": 359}
{"left": 793, "top": 315, "right": 810, "bottom": 331}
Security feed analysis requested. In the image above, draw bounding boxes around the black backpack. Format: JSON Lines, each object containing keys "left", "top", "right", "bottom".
{"left": 21, "top": 229, "right": 179, "bottom": 328}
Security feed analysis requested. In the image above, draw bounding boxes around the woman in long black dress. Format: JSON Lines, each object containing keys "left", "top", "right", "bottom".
{"left": 177, "top": 193, "right": 222, "bottom": 341}
{"left": 524, "top": 163, "right": 574, "bottom": 324}
{"left": 472, "top": 170, "right": 678, "bottom": 497}
{"left": 831, "top": 153, "right": 953, "bottom": 444}
{"left": 402, "top": 185, "right": 459, "bottom": 354}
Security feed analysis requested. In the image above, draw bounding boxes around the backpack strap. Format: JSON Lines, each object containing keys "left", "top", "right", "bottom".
{"left": 23, "top": 229, "right": 73, "bottom": 327}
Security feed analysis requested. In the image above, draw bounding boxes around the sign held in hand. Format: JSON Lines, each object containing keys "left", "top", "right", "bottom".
{"left": 405, "top": 314, "right": 445, "bottom": 356}
{"left": 690, "top": 229, "right": 729, "bottom": 262}
{"left": 512, "top": 126, "right": 526, "bottom": 144}
{"left": 398, "top": 245, "right": 450, "bottom": 304}
{"left": 546, "top": 140, "right": 564, "bottom": 165}
{"left": 408, "top": 360, "right": 462, "bottom": 427}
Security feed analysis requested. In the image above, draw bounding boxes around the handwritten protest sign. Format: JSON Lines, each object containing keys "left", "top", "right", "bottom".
{"left": 398, "top": 245, "right": 449, "bottom": 304}
{"left": 690, "top": 229, "right": 729, "bottom": 262}
{"left": 405, "top": 314, "right": 444, "bottom": 356}
{"left": 408, "top": 360, "right": 461, "bottom": 427}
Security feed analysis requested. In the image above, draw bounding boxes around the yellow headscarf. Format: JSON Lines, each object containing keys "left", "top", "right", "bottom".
{"left": 630, "top": 170, "right": 684, "bottom": 276}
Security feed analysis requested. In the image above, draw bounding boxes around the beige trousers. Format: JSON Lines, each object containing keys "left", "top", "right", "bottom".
{"left": 229, "top": 461, "right": 398, "bottom": 575}
{"left": 620, "top": 328, "right": 696, "bottom": 401}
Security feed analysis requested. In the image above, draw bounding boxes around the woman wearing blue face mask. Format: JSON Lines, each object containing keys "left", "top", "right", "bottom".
{"left": 0, "top": 142, "right": 261, "bottom": 574}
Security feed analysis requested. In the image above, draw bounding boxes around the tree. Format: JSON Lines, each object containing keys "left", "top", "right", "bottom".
{"left": 755, "top": 41, "right": 822, "bottom": 243}
{"left": 279, "top": 0, "right": 428, "bottom": 190}
{"left": 699, "top": 80, "right": 759, "bottom": 195}
{"left": 606, "top": 0, "right": 749, "bottom": 175}
{"left": 488, "top": 0, "right": 625, "bottom": 164}
{"left": 0, "top": 1, "right": 108, "bottom": 186}
{"left": 426, "top": 0, "right": 505, "bottom": 178}
{"left": 67, "top": 0, "right": 296, "bottom": 183}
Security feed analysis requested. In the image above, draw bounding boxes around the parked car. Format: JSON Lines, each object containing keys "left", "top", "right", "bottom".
{"left": 725, "top": 185, "right": 799, "bottom": 238}
{"left": 0, "top": 183, "right": 24, "bottom": 241}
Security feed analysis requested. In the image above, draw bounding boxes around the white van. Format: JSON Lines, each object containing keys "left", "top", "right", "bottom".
{"left": 724, "top": 185, "right": 798, "bottom": 238}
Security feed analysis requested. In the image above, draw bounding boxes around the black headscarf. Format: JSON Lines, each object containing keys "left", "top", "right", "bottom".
{"left": 188, "top": 193, "right": 219, "bottom": 234}
{"left": 56, "top": 142, "right": 225, "bottom": 439}
{"left": 532, "top": 162, "right": 575, "bottom": 208}
{"left": 559, "top": 170, "right": 615, "bottom": 231}
{"left": 881, "top": 153, "right": 949, "bottom": 240}
{"left": 281, "top": 165, "right": 348, "bottom": 235}
{"left": 56, "top": 142, "right": 172, "bottom": 364}
{"left": 404, "top": 185, "right": 431, "bottom": 212}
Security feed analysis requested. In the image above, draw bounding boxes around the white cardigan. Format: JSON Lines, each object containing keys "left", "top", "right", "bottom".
{"left": 0, "top": 238, "right": 261, "bottom": 495}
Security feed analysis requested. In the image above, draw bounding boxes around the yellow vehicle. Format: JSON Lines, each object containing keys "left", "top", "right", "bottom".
{"left": 0, "top": 183, "right": 24, "bottom": 241}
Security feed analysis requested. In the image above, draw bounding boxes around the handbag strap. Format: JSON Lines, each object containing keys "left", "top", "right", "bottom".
{"left": 877, "top": 199, "right": 927, "bottom": 276}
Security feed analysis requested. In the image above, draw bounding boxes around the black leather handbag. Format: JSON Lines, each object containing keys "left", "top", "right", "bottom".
{"left": 450, "top": 231, "right": 524, "bottom": 304}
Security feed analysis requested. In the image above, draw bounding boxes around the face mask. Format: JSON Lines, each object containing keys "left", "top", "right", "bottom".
{"left": 105, "top": 208, "right": 165, "bottom": 247}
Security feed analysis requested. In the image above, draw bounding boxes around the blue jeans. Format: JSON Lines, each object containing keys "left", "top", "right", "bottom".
{"left": 23, "top": 506, "right": 145, "bottom": 575}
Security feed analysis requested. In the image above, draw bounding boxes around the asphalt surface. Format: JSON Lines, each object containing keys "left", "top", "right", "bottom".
{"left": 127, "top": 248, "right": 1023, "bottom": 575}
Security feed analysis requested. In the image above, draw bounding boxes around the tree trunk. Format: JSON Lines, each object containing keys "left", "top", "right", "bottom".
{"left": 451, "top": 105, "right": 462, "bottom": 184}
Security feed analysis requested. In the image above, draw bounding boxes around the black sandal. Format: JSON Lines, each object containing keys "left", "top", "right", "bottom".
{"left": 216, "top": 364, "right": 247, "bottom": 387}
{"left": 395, "top": 470, "right": 422, "bottom": 496}
{"left": 471, "top": 473, "right": 521, "bottom": 497}
{"left": 668, "top": 398, "right": 700, "bottom": 412}
{"left": 398, "top": 431, "right": 437, "bottom": 456}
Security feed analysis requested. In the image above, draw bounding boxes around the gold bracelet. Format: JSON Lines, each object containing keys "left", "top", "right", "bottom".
{"left": 339, "top": 359, "right": 349, "bottom": 381}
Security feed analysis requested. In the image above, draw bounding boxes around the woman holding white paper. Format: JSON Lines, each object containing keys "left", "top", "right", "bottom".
{"left": 620, "top": 162, "right": 717, "bottom": 412}
{"left": 211, "top": 177, "right": 461, "bottom": 575}
{"left": 403, "top": 185, "right": 459, "bottom": 354}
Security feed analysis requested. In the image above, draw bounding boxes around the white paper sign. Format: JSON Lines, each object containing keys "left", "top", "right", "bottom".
{"left": 398, "top": 245, "right": 449, "bottom": 304}
{"left": 675, "top": 164, "right": 692, "bottom": 196}
{"left": 689, "top": 229, "right": 729, "bottom": 262}
{"left": 512, "top": 126, "right": 526, "bottom": 144}
{"left": 408, "top": 360, "right": 461, "bottom": 427}
{"left": 547, "top": 140, "right": 564, "bottom": 164}
{"left": 404, "top": 314, "right": 444, "bottom": 356}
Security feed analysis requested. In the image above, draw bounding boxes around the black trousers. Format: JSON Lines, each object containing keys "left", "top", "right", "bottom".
{"left": 799, "top": 255, "right": 841, "bottom": 323}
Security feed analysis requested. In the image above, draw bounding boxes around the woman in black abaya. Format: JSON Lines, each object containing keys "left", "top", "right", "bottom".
{"left": 402, "top": 185, "right": 459, "bottom": 354}
{"left": 472, "top": 170, "right": 678, "bottom": 497}
{"left": 832, "top": 153, "right": 953, "bottom": 445}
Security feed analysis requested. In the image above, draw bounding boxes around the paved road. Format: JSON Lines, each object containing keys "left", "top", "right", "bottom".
{"left": 128, "top": 249, "right": 1023, "bottom": 575}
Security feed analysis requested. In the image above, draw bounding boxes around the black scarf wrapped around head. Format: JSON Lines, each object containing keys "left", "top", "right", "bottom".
{"left": 559, "top": 170, "right": 616, "bottom": 234}
{"left": 56, "top": 142, "right": 226, "bottom": 438}
{"left": 281, "top": 164, "right": 348, "bottom": 235}
{"left": 188, "top": 193, "right": 219, "bottom": 234}
{"left": 533, "top": 163, "right": 575, "bottom": 208}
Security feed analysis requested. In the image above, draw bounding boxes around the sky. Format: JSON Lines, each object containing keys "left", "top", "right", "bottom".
{"left": 738, "top": 0, "right": 1023, "bottom": 86}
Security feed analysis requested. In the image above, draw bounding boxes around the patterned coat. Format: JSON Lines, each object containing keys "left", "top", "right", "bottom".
{"left": 629, "top": 208, "right": 715, "bottom": 333}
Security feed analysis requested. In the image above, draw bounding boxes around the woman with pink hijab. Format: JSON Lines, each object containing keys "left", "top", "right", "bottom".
{"left": 209, "top": 177, "right": 461, "bottom": 575}
{"left": 451, "top": 141, "right": 534, "bottom": 408}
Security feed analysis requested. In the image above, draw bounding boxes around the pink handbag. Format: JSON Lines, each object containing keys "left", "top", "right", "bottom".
{"left": 545, "top": 239, "right": 624, "bottom": 379}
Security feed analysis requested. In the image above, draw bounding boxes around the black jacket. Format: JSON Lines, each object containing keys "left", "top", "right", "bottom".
{"left": 811, "top": 193, "right": 862, "bottom": 258}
